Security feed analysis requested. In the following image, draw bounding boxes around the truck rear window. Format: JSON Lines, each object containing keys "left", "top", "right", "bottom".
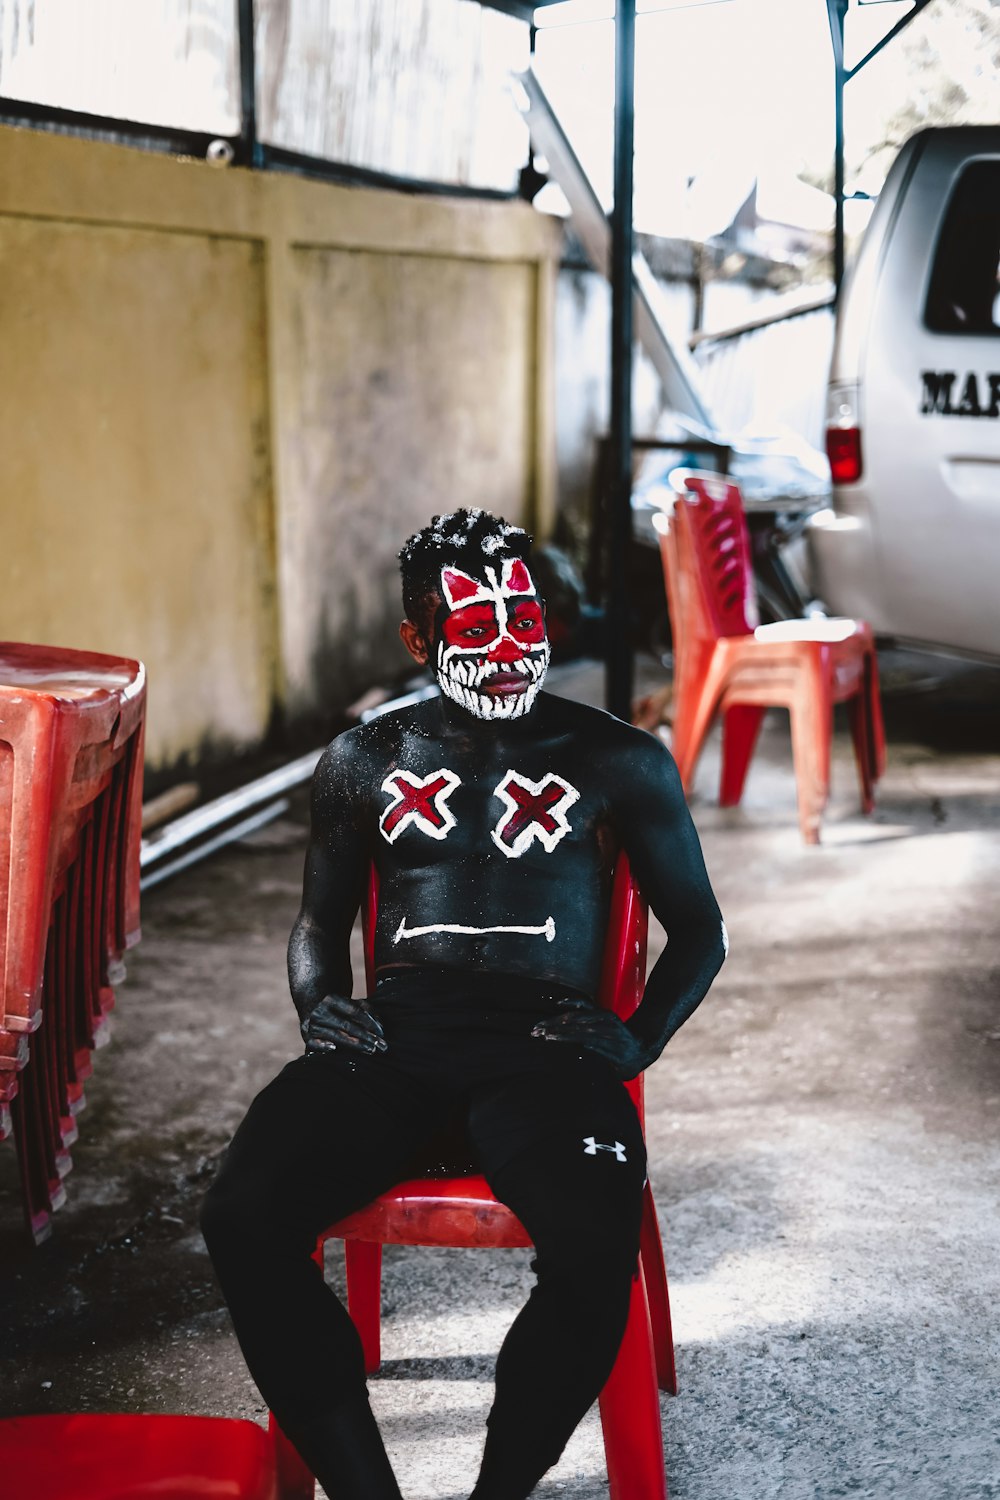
{"left": 924, "top": 160, "right": 1000, "bottom": 335}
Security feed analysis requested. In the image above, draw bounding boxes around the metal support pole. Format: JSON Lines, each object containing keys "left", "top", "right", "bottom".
{"left": 236, "top": 0, "right": 262, "bottom": 168}
{"left": 605, "top": 0, "right": 637, "bottom": 721}
{"left": 827, "top": 0, "right": 848, "bottom": 300}
{"left": 826, "top": 0, "right": 935, "bottom": 299}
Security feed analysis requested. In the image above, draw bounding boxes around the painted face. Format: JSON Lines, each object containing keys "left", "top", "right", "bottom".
{"left": 434, "top": 558, "right": 550, "bottom": 720}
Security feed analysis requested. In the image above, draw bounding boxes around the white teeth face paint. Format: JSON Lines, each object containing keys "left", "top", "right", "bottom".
{"left": 434, "top": 559, "right": 550, "bottom": 721}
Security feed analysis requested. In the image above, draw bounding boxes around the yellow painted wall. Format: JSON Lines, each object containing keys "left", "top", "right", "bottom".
{"left": 0, "top": 126, "right": 560, "bottom": 769}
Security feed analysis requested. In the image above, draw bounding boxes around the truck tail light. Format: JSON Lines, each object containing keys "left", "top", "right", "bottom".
{"left": 826, "top": 426, "right": 863, "bottom": 484}
{"left": 825, "top": 382, "right": 863, "bottom": 484}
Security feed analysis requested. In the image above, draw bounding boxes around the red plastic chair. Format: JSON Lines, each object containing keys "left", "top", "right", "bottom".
{"left": 656, "top": 471, "right": 885, "bottom": 844}
{"left": 270, "top": 855, "right": 676, "bottom": 1500}
{"left": 0, "top": 1414, "right": 279, "bottom": 1500}
{"left": 0, "top": 642, "right": 146, "bottom": 1240}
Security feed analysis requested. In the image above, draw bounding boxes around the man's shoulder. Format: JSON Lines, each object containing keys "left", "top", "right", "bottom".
{"left": 545, "top": 697, "right": 683, "bottom": 821}
{"left": 544, "top": 693, "right": 673, "bottom": 766}
{"left": 314, "top": 700, "right": 437, "bottom": 783}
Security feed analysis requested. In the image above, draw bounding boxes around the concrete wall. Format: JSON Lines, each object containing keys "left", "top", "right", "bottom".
{"left": 0, "top": 126, "right": 559, "bottom": 769}
{"left": 554, "top": 266, "right": 675, "bottom": 539}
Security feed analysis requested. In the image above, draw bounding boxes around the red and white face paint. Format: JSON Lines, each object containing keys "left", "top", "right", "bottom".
{"left": 435, "top": 559, "right": 550, "bottom": 720}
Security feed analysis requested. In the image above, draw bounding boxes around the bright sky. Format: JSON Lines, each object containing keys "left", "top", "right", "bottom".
{"left": 532, "top": 0, "right": 949, "bottom": 238}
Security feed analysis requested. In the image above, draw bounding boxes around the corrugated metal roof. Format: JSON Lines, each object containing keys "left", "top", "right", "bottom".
{"left": 257, "top": 0, "right": 530, "bottom": 190}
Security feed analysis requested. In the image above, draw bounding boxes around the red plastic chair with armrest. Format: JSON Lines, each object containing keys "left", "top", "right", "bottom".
{"left": 657, "top": 471, "right": 885, "bottom": 844}
{"left": 270, "top": 854, "right": 677, "bottom": 1500}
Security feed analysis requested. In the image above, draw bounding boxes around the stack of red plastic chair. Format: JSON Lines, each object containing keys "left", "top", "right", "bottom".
{"left": 270, "top": 854, "right": 676, "bottom": 1500}
{"left": 0, "top": 1413, "right": 280, "bottom": 1500}
{"left": 657, "top": 471, "right": 885, "bottom": 844}
{"left": 0, "top": 642, "right": 146, "bottom": 1243}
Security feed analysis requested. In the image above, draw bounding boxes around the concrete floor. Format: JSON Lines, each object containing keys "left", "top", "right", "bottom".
{"left": 2, "top": 652, "right": 999, "bottom": 1500}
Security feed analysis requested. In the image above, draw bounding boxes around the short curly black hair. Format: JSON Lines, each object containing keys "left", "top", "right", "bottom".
{"left": 398, "top": 508, "right": 534, "bottom": 635}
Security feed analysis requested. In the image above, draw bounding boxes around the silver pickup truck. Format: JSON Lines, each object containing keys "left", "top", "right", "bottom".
{"left": 808, "top": 126, "right": 1000, "bottom": 662}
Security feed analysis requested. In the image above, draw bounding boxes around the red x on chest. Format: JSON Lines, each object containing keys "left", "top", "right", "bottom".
{"left": 491, "top": 770, "right": 580, "bottom": 858}
{"left": 495, "top": 781, "right": 564, "bottom": 847}
{"left": 379, "top": 769, "right": 460, "bottom": 843}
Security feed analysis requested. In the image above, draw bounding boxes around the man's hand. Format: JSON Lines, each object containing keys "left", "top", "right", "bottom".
{"left": 301, "top": 994, "right": 388, "bottom": 1056}
{"left": 531, "top": 997, "right": 653, "bottom": 1081}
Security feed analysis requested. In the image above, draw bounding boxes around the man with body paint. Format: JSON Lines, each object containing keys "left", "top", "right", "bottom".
{"left": 202, "top": 509, "right": 726, "bottom": 1499}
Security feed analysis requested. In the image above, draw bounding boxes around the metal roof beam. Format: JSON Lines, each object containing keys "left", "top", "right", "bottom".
{"left": 478, "top": 1, "right": 561, "bottom": 16}
{"left": 845, "top": 0, "right": 937, "bottom": 83}
{"left": 828, "top": 0, "right": 940, "bottom": 298}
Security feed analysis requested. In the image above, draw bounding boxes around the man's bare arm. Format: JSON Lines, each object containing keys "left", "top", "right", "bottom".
{"left": 534, "top": 729, "right": 726, "bottom": 1077}
{"left": 287, "top": 736, "right": 386, "bottom": 1055}
{"left": 617, "top": 733, "right": 727, "bottom": 1055}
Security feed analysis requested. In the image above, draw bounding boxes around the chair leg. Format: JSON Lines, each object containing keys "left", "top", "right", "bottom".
{"left": 866, "top": 645, "right": 887, "bottom": 780}
{"left": 345, "top": 1240, "right": 383, "bottom": 1374}
{"left": 269, "top": 1412, "right": 315, "bottom": 1500}
{"left": 788, "top": 663, "right": 832, "bottom": 845}
{"left": 640, "top": 1184, "right": 678, "bottom": 1396}
{"left": 719, "top": 704, "right": 766, "bottom": 808}
{"left": 671, "top": 683, "right": 720, "bottom": 795}
{"left": 598, "top": 1262, "right": 668, "bottom": 1500}
{"left": 847, "top": 690, "right": 875, "bottom": 815}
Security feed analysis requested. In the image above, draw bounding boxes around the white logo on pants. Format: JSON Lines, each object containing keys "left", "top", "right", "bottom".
{"left": 583, "top": 1136, "right": 627, "bottom": 1163}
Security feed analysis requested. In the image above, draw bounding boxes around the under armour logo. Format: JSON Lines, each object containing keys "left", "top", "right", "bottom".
{"left": 583, "top": 1137, "right": 627, "bottom": 1162}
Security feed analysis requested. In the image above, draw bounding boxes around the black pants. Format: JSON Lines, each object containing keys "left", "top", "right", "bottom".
{"left": 201, "top": 972, "right": 647, "bottom": 1492}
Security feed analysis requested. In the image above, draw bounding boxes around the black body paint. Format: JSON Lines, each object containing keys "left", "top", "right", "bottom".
{"left": 289, "top": 690, "right": 726, "bottom": 1080}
